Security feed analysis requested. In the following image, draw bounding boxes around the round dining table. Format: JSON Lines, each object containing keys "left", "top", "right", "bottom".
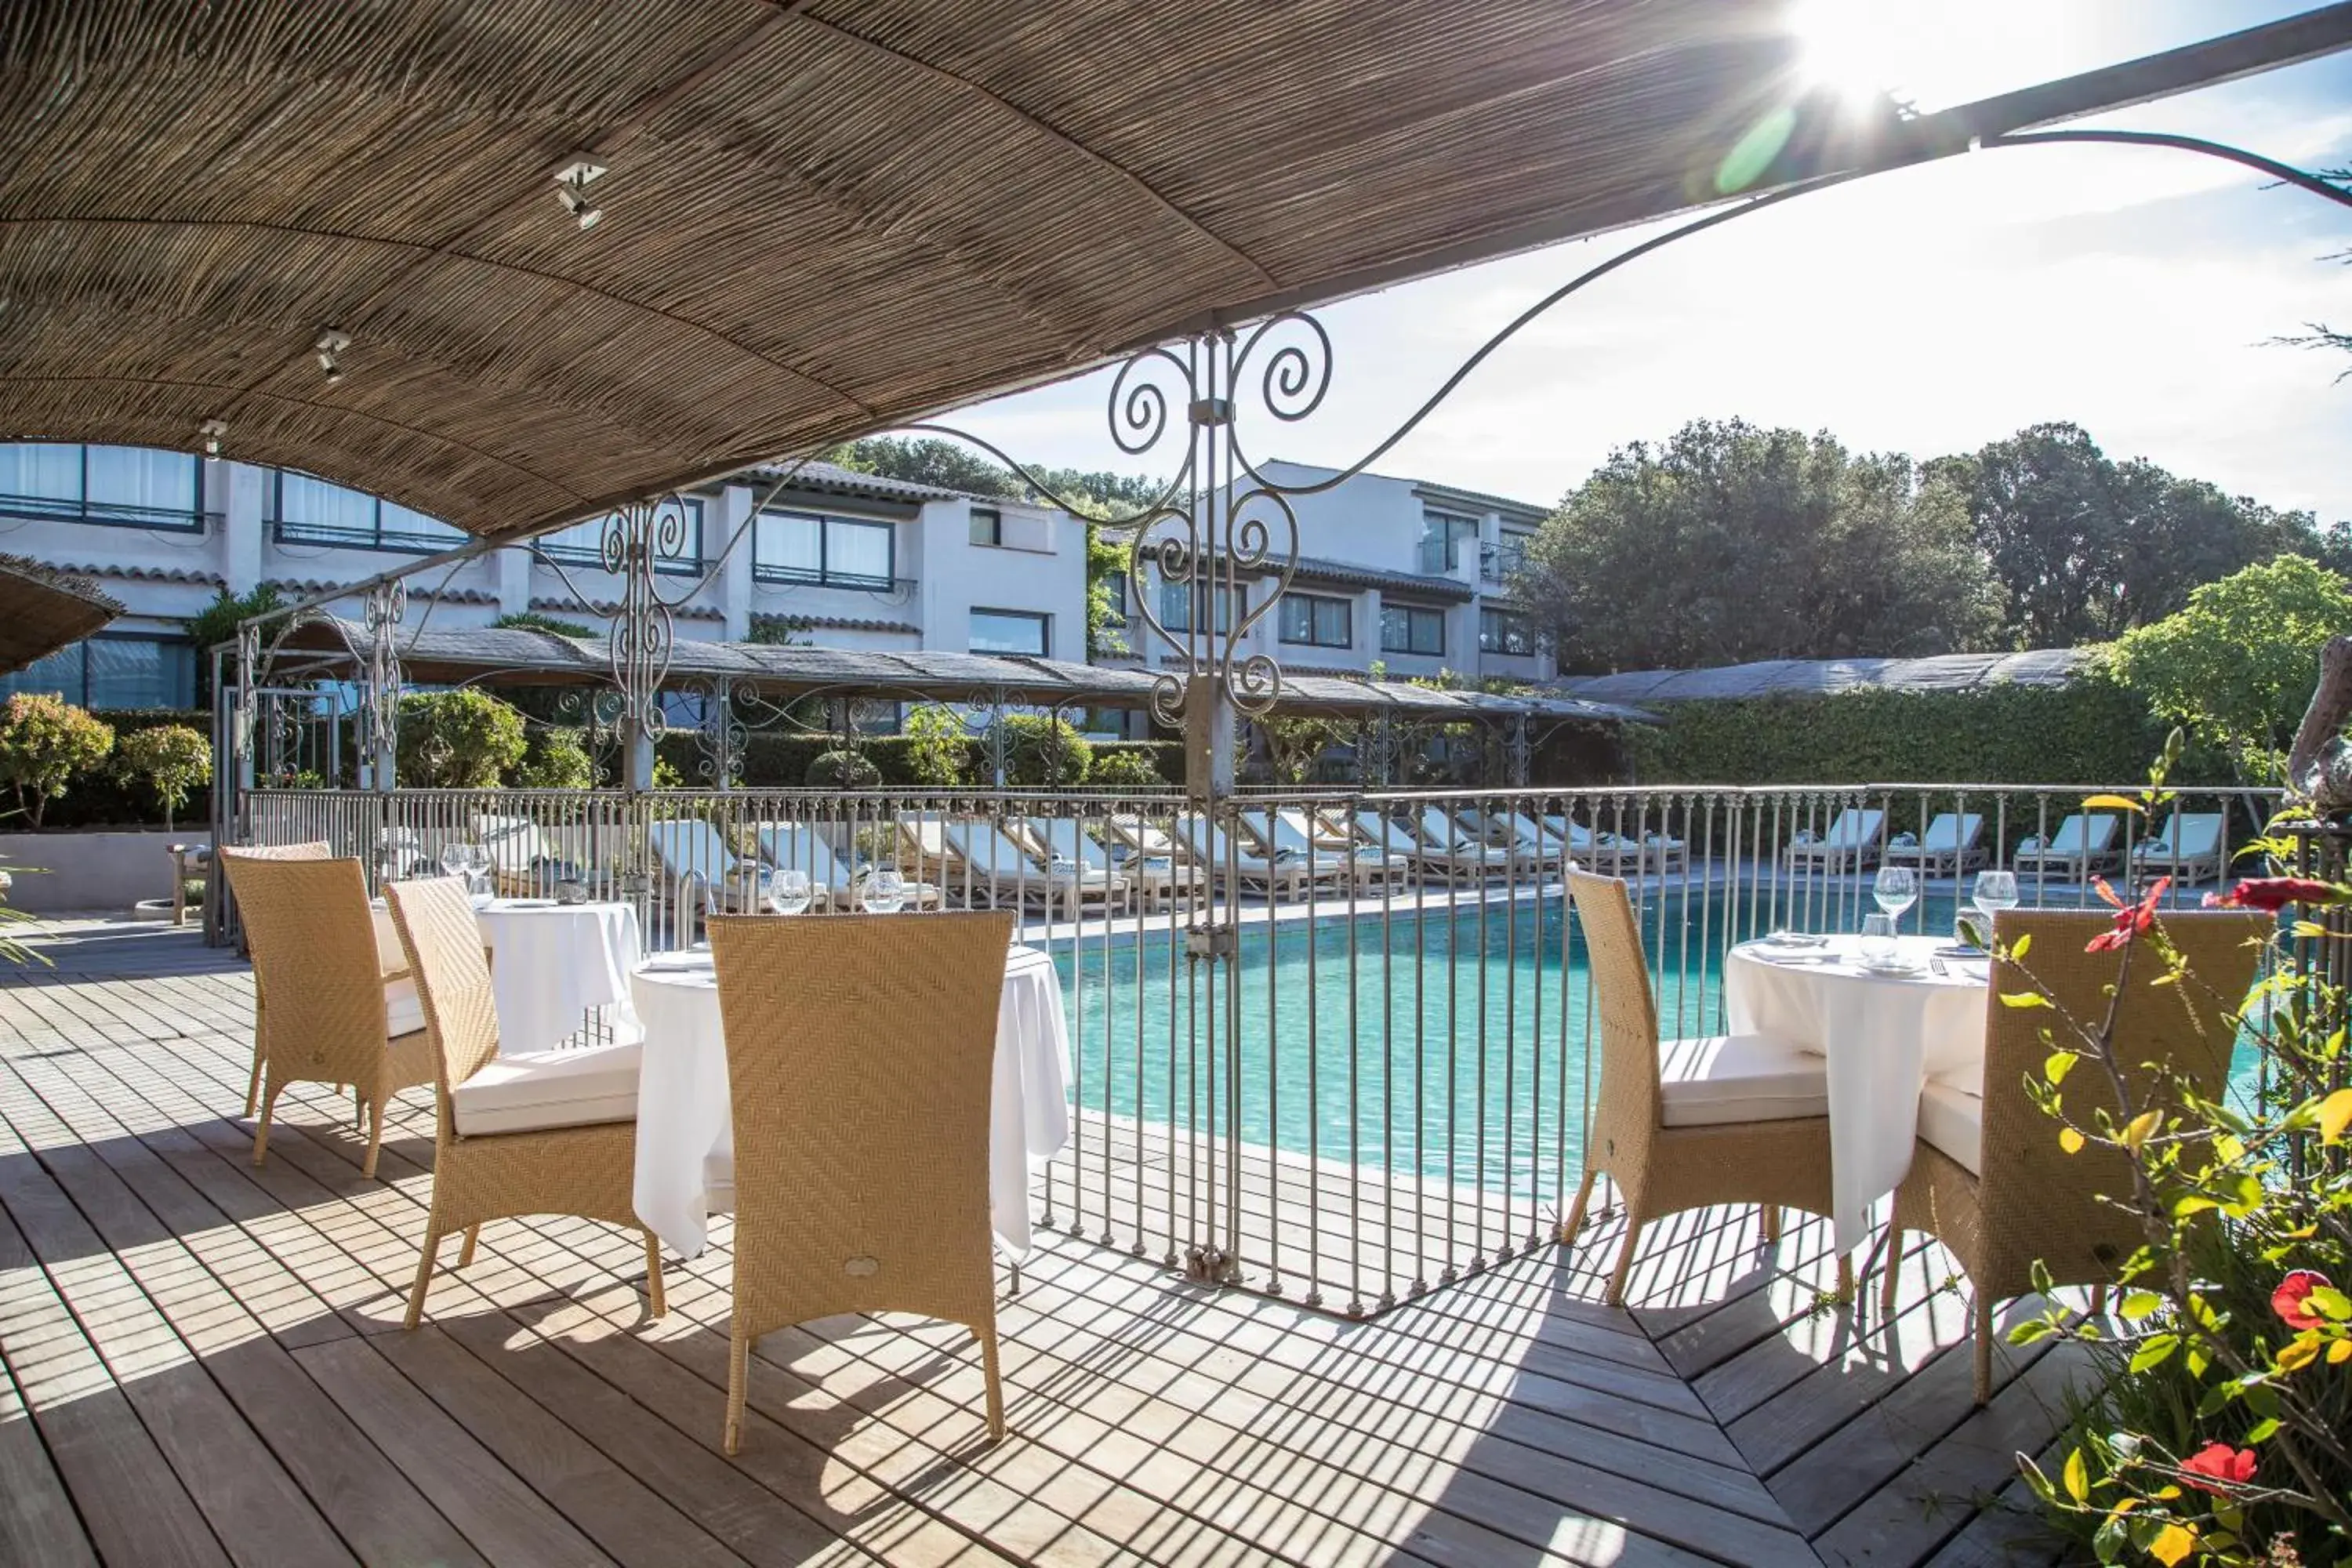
{"left": 628, "top": 941, "right": 1072, "bottom": 1261}
{"left": 1724, "top": 933, "right": 1989, "bottom": 1254}
{"left": 472, "top": 898, "right": 644, "bottom": 1056}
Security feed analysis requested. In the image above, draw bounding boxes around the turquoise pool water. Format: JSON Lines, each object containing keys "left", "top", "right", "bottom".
{"left": 1050, "top": 886, "right": 2268, "bottom": 1199}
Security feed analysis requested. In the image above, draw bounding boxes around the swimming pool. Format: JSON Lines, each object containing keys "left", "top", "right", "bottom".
{"left": 1050, "top": 884, "right": 2267, "bottom": 1200}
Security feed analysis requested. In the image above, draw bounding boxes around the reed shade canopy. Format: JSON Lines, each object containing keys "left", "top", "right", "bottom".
{"left": 0, "top": 554, "right": 123, "bottom": 675}
{"left": 0, "top": 0, "right": 1881, "bottom": 540}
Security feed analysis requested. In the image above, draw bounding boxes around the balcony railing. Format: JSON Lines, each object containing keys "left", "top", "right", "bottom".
{"left": 750, "top": 563, "right": 914, "bottom": 593}
{"left": 231, "top": 778, "right": 2281, "bottom": 1315}
{"left": 1479, "top": 541, "right": 1525, "bottom": 582}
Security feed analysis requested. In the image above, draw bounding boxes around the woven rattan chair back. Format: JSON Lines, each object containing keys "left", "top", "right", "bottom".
{"left": 706, "top": 909, "right": 1016, "bottom": 1453}
{"left": 1976, "top": 908, "right": 2265, "bottom": 1294}
{"left": 227, "top": 840, "right": 331, "bottom": 1116}
{"left": 383, "top": 877, "right": 502, "bottom": 1112}
{"left": 1565, "top": 871, "right": 1663, "bottom": 1163}
{"left": 222, "top": 851, "right": 387, "bottom": 1087}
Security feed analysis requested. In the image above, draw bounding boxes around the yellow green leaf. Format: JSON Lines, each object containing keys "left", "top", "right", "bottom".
{"left": 2082, "top": 795, "right": 2147, "bottom": 815}
{"left": 2328, "top": 1340, "right": 2350, "bottom": 1365}
{"left": 2045, "top": 1051, "right": 2078, "bottom": 1085}
{"left": 2319, "top": 1087, "right": 2352, "bottom": 1145}
{"left": 2276, "top": 1333, "right": 2322, "bottom": 1373}
{"left": 2002, "top": 991, "right": 2053, "bottom": 1010}
{"left": 2122, "top": 1110, "right": 2161, "bottom": 1154}
{"left": 2151, "top": 1523, "right": 2198, "bottom": 1566}
{"left": 2063, "top": 1448, "right": 2089, "bottom": 1503}
{"left": 2060, "top": 1127, "right": 2086, "bottom": 1155}
{"left": 2012, "top": 932, "right": 2031, "bottom": 960}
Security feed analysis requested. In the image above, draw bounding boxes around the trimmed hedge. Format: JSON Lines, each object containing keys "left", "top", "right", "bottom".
{"left": 654, "top": 730, "right": 1185, "bottom": 790}
{"left": 1620, "top": 679, "right": 2215, "bottom": 788}
{"left": 38, "top": 710, "right": 217, "bottom": 830}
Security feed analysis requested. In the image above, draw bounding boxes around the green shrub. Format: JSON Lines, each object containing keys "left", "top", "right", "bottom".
{"left": 805, "top": 749, "right": 881, "bottom": 789}
{"left": 900, "top": 705, "right": 971, "bottom": 787}
{"left": 394, "top": 689, "right": 526, "bottom": 787}
{"left": 993, "top": 713, "right": 1091, "bottom": 786}
{"left": 0, "top": 694, "right": 114, "bottom": 827}
{"left": 114, "top": 724, "right": 212, "bottom": 831}
{"left": 512, "top": 727, "right": 594, "bottom": 789}
{"left": 1086, "top": 746, "right": 1171, "bottom": 789}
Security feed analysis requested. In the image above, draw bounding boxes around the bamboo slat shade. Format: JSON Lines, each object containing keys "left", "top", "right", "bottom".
{"left": 0, "top": 1, "right": 1817, "bottom": 539}
{"left": 0, "top": 553, "right": 124, "bottom": 674}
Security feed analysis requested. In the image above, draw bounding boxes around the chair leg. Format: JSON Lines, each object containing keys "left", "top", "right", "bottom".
{"left": 1973, "top": 1294, "right": 1994, "bottom": 1406}
{"left": 354, "top": 1086, "right": 365, "bottom": 1129}
{"left": 244, "top": 1041, "right": 264, "bottom": 1119}
{"left": 2089, "top": 1282, "right": 2107, "bottom": 1317}
{"left": 405, "top": 1221, "right": 445, "bottom": 1330}
{"left": 724, "top": 1327, "right": 751, "bottom": 1457}
{"left": 979, "top": 1323, "right": 1007, "bottom": 1443}
{"left": 1759, "top": 1204, "right": 1780, "bottom": 1243}
{"left": 1605, "top": 1217, "right": 1645, "bottom": 1306}
{"left": 1560, "top": 1169, "right": 1596, "bottom": 1243}
{"left": 1835, "top": 1254, "right": 1854, "bottom": 1300}
{"left": 642, "top": 1231, "right": 666, "bottom": 1319}
{"left": 1879, "top": 1232, "right": 1902, "bottom": 1312}
{"left": 252, "top": 1082, "right": 282, "bottom": 1167}
{"left": 457, "top": 1224, "right": 480, "bottom": 1269}
{"left": 361, "top": 1096, "right": 387, "bottom": 1180}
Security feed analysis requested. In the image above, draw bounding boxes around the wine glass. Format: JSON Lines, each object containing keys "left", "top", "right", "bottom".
{"left": 862, "top": 869, "right": 907, "bottom": 914}
{"left": 1858, "top": 911, "right": 1900, "bottom": 968}
{"left": 439, "top": 841, "right": 469, "bottom": 881}
{"left": 463, "top": 843, "right": 493, "bottom": 900}
{"left": 1973, "top": 869, "right": 2020, "bottom": 937}
{"left": 1873, "top": 865, "right": 1918, "bottom": 922}
{"left": 765, "top": 869, "right": 813, "bottom": 916}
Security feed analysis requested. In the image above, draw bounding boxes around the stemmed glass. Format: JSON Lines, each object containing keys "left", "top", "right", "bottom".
{"left": 1972, "top": 869, "right": 2020, "bottom": 941}
{"left": 862, "top": 869, "right": 907, "bottom": 914}
{"left": 1873, "top": 865, "right": 1918, "bottom": 924}
{"left": 765, "top": 869, "right": 813, "bottom": 916}
{"left": 439, "top": 841, "right": 469, "bottom": 882}
{"left": 463, "top": 843, "right": 492, "bottom": 900}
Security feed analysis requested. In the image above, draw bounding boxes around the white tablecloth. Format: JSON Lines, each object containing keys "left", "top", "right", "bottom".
{"left": 1725, "top": 934, "right": 1987, "bottom": 1254}
{"left": 628, "top": 942, "right": 1071, "bottom": 1260}
{"left": 474, "top": 900, "right": 643, "bottom": 1056}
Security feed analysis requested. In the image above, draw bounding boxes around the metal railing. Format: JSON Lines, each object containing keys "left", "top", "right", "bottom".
{"left": 231, "top": 779, "right": 2283, "bottom": 1315}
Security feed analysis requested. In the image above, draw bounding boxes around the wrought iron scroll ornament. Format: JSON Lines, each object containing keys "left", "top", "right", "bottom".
{"left": 680, "top": 673, "right": 746, "bottom": 786}
{"left": 358, "top": 578, "right": 406, "bottom": 768}
{"left": 601, "top": 494, "right": 695, "bottom": 743}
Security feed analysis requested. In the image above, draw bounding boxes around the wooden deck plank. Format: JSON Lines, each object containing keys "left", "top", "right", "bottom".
{"left": 0, "top": 1315, "right": 100, "bottom": 1568}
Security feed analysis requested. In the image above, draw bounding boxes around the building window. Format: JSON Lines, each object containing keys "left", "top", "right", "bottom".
{"left": 534, "top": 497, "right": 704, "bottom": 575}
{"left": 753, "top": 509, "right": 897, "bottom": 589}
{"left": 1160, "top": 580, "right": 1244, "bottom": 633}
{"left": 969, "top": 506, "right": 1003, "bottom": 547}
{"left": 0, "top": 443, "right": 203, "bottom": 532}
{"left": 970, "top": 608, "right": 1050, "bottom": 656}
{"left": 1479, "top": 607, "right": 1535, "bottom": 655}
{"left": 1483, "top": 529, "right": 1531, "bottom": 582}
{"left": 1101, "top": 573, "right": 1127, "bottom": 626}
{"left": 271, "top": 470, "right": 467, "bottom": 553}
{"left": 1417, "top": 508, "right": 1479, "bottom": 574}
{"left": 0, "top": 635, "right": 198, "bottom": 710}
{"left": 1380, "top": 604, "right": 1445, "bottom": 656}
{"left": 1278, "top": 592, "right": 1352, "bottom": 648}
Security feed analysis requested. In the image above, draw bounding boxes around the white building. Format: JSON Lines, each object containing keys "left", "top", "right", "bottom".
{"left": 1112, "top": 459, "right": 1552, "bottom": 686}
{"left": 0, "top": 444, "right": 1090, "bottom": 710}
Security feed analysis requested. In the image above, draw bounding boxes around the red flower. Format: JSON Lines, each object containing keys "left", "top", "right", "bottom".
{"left": 2205, "top": 877, "right": 2347, "bottom": 912}
{"left": 2273, "top": 1269, "right": 2332, "bottom": 1331}
{"left": 2086, "top": 877, "right": 2171, "bottom": 953}
{"left": 2180, "top": 1443, "right": 2257, "bottom": 1494}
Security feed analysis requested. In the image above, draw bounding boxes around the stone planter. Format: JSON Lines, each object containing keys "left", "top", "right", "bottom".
{"left": 0, "top": 827, "right": 196, "bottom": 915}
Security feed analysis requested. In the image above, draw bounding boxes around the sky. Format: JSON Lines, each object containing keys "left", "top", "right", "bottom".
{"left": 941, "top": 2, "right": 2352, "bottom": 522}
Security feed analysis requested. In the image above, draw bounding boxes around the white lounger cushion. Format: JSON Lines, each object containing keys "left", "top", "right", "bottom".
{"left": 1657, "top": 1033, "right": 1830, "bottom": 1126}
{"left": 385, "top": 976, "right": 426, "bottom": 1039}
{"left": 1916, "top": 1080, "right": 1984, "bottom": 1175}
{"left": 453, "top": 1040, "right": 643, "bottom": 1136}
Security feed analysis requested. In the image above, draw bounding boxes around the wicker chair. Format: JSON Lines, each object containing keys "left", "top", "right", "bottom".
{"left": 1563, "top": 870, "right": 1842, "bottom": 1305}
{"left": 706, "top": 910, "right": 1016, "bottom": 1456}
{"left": 1879, "top": 908, "right": 2264, "bottom": 1404}
{"left": 222, "top": 848, "right": 435, "bottom": 1178}
{"left": 383, "top": 876, "right": 665, "bottom": 1330}
{"left": 229, "top": 839, "right": 334, "bottom": 1117}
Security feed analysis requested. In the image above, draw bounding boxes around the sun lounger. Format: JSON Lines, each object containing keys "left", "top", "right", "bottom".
{"left": 2129, "top": 811, "right": 2227, "bottom": 885}
{"left": 1536, "top": 815, "right": 1642, "bottom": 877}
{"left": 1883, "top": 813, "right": 1986, "bottom": 876}
{"left": 1100, "top": 814, "right": 1210, "bottom": 907}
{"left": 1337, "top": 809, "right": 1457, "bottom": 883}
{"left": 1452, "top": 808, "right": 1561, "bottom": 876}
{"left": 1780, "top": 808, "right": 1886, "bottom": 873}
{"left": 1406, "top": 805, "right": 1517, "bottom": 882}
{"left": 1175, "top": 815, "right": 1311, "bottom": 898}
{"left": 645, "top": 817, "right": 764, "bottom": 916}
{"left": 895, "top": 813, "right": 1068, "bottom": 911}
{"left": 965, "top": 818, "right": 1128, "bottom": 916}
{"left": 1243, "top": 808, "right": 1385, "bottom": 891}
{"left": 751, "top": 822, "right": 854, "bottom": 909}
{"left": 2013, "top": 815, "right": 2120, "bottom": 880}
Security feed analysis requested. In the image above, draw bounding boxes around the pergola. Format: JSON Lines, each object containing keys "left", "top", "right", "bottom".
{"left": 0, "top": 554, "right": 124, "bottom": 677}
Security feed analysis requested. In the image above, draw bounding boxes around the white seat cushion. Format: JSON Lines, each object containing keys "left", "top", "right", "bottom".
{"left": 1917, "top": 1080, "right": 1984, "bottom": 1175}
{"left": 1657, "top": 1033, "right": 1830, "bottom": 1127}
{"left": 384, "top": 976, "right": 426, "bottom": 1039}
{"left": 452, "top": 1040, "right": 642, "bottom": 1136}
{"left": 372, "top": 906, "right": 408, "bottom": 976}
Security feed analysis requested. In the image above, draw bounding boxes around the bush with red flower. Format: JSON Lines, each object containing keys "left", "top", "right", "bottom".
{"left": 2009, "top": 750, "right": 2352, "bottom": 1567}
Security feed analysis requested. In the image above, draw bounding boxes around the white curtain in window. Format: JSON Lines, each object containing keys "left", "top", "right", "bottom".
{"left": 0, "top": 443, "right": 82, "bottom": 503}
{"left": 380, "top": 499, "right": 463, "bottom": 544}
{"left": 85, "top": 446, "right": 195, "bottom": 516}
{"left": 279, "top": 471, "right": 375, "bottom": 532}
{"left": 756, "top": 511, "right": 822, "bottom": 574}
{"left": 826, "top": 521, "right": 892, "bottom": 582}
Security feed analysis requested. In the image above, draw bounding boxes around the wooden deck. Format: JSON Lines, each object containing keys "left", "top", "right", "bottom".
{"left": 0, "top": 924, "right": 2082, "bottom": 1568}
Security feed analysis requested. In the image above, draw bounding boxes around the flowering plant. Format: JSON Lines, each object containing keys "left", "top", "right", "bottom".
{"left": 2009, "top": 746, "right": 2352, "bottom": 1566}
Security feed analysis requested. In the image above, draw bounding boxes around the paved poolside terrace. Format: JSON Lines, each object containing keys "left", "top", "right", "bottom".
{"left": 0, "top": 920, "right": 2088, "bottom": 1567}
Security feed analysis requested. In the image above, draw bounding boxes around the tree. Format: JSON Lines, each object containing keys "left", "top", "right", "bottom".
{"left": 899, "top": 704, "right": 971, "bottom": 787}
{"left": 2106, "top": 556, "right": 2352, "bottom": 783}
{"left": 512, "top": 727, "right": 594, "bottom": 789}
{"left": 1522, "top": 419, "right": 2002, "bottom": 672}
{"left": 394, "top": 690, "right": 526, "bottom": 787}
{"left": 991, "top": 713, "right": 1092, "bottom": 786}
{"left": 0, "top": 695, "right": 114, "bottom": 827}
{"left": 1257, "top": 717, "right": 1349, "bottom": 785}
{"left": 746, "top": 615, "right": 809, "bottom": 646}
{"left": 115, "top": 724, "right": 212, "bottom": 831}
{"left": 183, "top": 584, "right": 282, "bottom": 708}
